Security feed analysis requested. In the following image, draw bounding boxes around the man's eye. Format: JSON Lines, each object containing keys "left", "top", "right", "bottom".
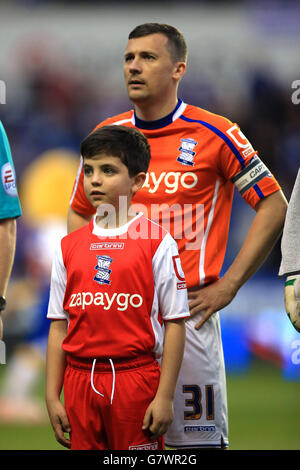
{"left": 143, "top": 54, "right": 155, "bottom": 60}
{"left": 84, "top": 167, "right": 92, "bottom": 175}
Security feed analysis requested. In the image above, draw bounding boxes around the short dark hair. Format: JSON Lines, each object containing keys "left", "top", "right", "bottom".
{"left": 80, "top": 125, "right": 151, "bottom": 177}
{"left": 128, "top": 23, "right": 187, "bottom": 63}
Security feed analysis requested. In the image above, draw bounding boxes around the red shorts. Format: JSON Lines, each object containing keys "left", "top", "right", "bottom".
{"left": 63, "top": 355, "right": 164, "bottom": 450}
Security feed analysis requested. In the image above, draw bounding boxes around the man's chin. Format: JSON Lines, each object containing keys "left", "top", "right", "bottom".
{"left": 127, "top": 90, "right": 149, "bottom": 103}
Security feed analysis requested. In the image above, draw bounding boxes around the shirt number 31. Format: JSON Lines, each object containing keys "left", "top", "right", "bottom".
{"left": 183, "top": 384, "right": 215, "bottom": 420}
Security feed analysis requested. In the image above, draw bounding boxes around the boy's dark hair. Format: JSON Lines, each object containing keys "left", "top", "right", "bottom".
{"left": 128, "top": 23, "right": 187, "bottom": 63}
{"left": 80, "top": 125, "right": 151, "bottom": 177}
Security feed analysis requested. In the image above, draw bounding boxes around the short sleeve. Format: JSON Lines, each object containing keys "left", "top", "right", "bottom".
{"left": 216, "top": 120, "right": 281, "bottom": 208}
{"left": 69, "top": 156, "right": 96, "bottom": 216}
{"left": 47, "top": 240, "right": 69, "bottom": 320}
{"left": 0, "top": 121, "right": 22, "bottom": 219}
{"left": 152, "top": 233, "right": 190, "bottom": 321}
{"left": 279, "top": 168, "right": 300, "bottom": 277}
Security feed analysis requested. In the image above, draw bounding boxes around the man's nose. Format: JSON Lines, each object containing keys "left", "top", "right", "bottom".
{"left": 129, "top": 58, "right": 142, "bottom": 74}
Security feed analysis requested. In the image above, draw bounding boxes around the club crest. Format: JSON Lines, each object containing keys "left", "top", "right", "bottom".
{"left": 177, "top": 138, "right": 197, "bottom": 166}
{"left": 94, "top": 255, "right": 113, "bottom": 285}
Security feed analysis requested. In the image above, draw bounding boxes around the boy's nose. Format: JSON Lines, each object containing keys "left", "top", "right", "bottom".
{"left": 91, "top": 174, "right": 102, "bottom": 185}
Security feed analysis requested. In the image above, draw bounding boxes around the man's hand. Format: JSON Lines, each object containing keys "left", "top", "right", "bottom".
{"left": 284, "top": 276, "right": 300, "bottom": 332}
{"left": 188, "top": 277, "right": 238, "bottom": 330}
{"left": 46, "top": 398, "right": 71, "bottom": 449}
{"left": 142, "top": 397, "right": 174, "bottom": 439}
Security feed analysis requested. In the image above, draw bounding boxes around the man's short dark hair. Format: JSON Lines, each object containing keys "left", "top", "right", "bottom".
{"left": 80, "top": 125, "right": 151, "bottom": 177}
{"left": 128, "top": 23, "right": 187, "bottom": 63}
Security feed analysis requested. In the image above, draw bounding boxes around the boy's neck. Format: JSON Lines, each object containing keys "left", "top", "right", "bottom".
{"left": 95, "top": 209, "right": 137, "bottom": 230}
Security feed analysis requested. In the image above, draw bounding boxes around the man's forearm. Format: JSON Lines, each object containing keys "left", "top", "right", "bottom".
{"left": 223, "top": 190, "right": 288, "bottom": 293}
{"left": 0, "top": 219, "right": 17, "bottom": 341}
{"left": 67, "top": 207, "right": 92, "bottom": 234}
{"left": 0, "top": 218, "right": 16, "bottom": 296}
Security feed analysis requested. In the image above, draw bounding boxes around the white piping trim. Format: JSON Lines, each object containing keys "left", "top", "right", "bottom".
{"left": 199, "top": 179, "right": 220, "bottom": 285}
{"left": 69, "top": 156, "right": 83, "bottom": 205}
{"left": 112, "top": 116, "right": 134, "bottom": 126}
{"left": 172, "top": 101, "right": 187, "bottom": 122}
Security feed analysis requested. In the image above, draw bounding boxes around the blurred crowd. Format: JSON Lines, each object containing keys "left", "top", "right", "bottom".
{"left": 1, "top": 30, "right": 297, "bottom": 277}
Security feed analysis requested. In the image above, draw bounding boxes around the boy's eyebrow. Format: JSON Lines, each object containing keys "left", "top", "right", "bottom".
{"left": 84, "top": 160, "right": 120, "bottom": 168}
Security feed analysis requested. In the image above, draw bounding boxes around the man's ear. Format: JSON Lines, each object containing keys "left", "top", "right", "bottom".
{"left": 173, "top": 61, "right": 186, "bottom": 82}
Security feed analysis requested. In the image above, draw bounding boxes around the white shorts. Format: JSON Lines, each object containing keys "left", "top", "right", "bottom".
{"left": 165, "top": 312, "right": 228, "bottom": 448}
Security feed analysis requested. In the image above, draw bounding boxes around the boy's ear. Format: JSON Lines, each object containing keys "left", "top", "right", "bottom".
{"left": 131, "top": 172, "right": 146, "bottom": 195}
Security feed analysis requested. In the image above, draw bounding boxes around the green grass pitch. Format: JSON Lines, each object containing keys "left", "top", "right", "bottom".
{"left": 0, "top": 358, "right": 299, "bottom": 450}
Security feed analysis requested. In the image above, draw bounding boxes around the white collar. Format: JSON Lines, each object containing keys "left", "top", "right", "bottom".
{"left": 92, "top": 212, "right": 143, "bottom": 237}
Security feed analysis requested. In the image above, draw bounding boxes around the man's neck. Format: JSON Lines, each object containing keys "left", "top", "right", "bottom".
{"left": 134, "top": 96, "right": 179, "bottom": 122}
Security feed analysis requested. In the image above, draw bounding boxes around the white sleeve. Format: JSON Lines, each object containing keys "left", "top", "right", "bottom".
{"left": 152, "top": 233, "right": 190, "bottom": 321}
{"left": 47, "top": 241, "right": 69, "bottom": 321}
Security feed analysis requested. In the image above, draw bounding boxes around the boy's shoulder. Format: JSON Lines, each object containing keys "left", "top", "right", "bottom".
{"left": 136, "top": 214, "right": 174, "bottom": 251}
{"left": 61, "top": 222, "right": 91, "bottom": 249}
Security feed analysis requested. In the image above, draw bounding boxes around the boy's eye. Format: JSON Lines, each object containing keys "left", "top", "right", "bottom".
{"left": 84, "top": 166, "right": 92, "bottom": 176}
{"left": 102, "top": 165, "right": 117, "bottom": 175}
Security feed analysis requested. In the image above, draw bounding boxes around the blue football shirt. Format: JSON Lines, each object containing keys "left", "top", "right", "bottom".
{"left": 0, "top": 121, "right": 21, "bottom": 219}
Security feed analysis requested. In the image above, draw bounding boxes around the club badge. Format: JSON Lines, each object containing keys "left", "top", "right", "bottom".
{"left": 94, "top": 255, "right": 113, "bottom": 285}
{"left": 177, "top": 138, "right": 197, "bottom": 166}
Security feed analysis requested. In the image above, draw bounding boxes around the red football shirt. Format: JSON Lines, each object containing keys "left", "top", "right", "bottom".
{"left": 47, "top": 213, "right": 189, "bottom": 359}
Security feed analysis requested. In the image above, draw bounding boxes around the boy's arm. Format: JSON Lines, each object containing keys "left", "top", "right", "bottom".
{"left": 46, "top": 319, "right": 71, "bottom": 449}
{"left": 142, "top": 318, "right": 186, "bottom": 438}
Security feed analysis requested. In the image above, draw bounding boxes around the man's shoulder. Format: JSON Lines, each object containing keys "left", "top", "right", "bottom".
{"left": 183, "top": 103, "right": 234, "bottom": 131}
{"left": 93, "top": 110, "right": 134, "bottom": 131}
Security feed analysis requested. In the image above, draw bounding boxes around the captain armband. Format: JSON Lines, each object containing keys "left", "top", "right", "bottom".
{"left": 231, "top": 156, "right": 272, "bottom": 196}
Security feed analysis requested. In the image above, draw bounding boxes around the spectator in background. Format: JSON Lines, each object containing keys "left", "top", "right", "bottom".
{"left": 0, "top": 148, "right": 78, "bottom": 423}
{"left": 0, "top": 121, "right": 22, "bottom": 342}
{"left": 279, "top": 168, "right": 300, "bottom": 332}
